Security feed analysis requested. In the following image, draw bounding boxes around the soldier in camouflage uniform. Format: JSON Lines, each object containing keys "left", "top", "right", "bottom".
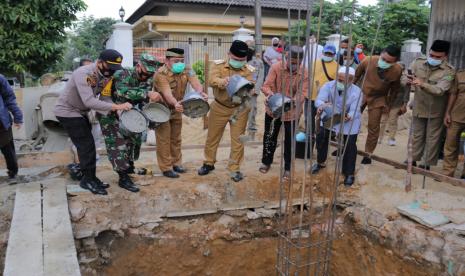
{"left": 98, "top": 53, "right": 162, "bottom": 192}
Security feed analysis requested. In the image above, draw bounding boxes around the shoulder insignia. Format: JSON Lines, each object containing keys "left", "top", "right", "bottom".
{"left": 86, "top": 74, "right": 97, "bottom": 87}
{"left": 214, "top": 59, "right": 225, "bottom": 65}
{"left": 444, "top": 75, "right": 454, "bottom": 81}
{"left": 246, "top": 64, "right": 256, "bottom": 72}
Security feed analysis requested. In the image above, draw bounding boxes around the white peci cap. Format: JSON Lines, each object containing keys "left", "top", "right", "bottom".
{"left": 338, "top": 66, "right": 355, "bottom": 76}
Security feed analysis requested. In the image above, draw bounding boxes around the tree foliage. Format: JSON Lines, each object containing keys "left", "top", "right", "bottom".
{"left": 57, "top": 16, "right": 117, "bottom": 71}
{"left": 0, "top": 0, "right": 86, "bottom": 76}
{"left": 288, "top": 0, "right": 430, "bottom": 53}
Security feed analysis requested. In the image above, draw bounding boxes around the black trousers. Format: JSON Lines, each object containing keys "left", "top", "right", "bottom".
{"left": 261, "top": 113, "right": 295, "bottom": 170}
{"left": 57, "top": 116, "right": 96, "bottom": 178}
{"left": 316, "top": 128, "right": 358, "bottom": 176}
{"left": 0, "top": 128, "right": 18, "bottom": 178}
{"left": 304, "top": 99, "right": 318, "bottom": 149}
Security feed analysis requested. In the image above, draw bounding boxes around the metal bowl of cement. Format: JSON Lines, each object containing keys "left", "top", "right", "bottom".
{"left": 267, "top": 93, "right": 293, "bottom": 118}
{"left": 182, "top": 92, "right": 209, "bottom": 118}
{"left": 226, "top": 75, "right": 254, "bottom": 98}
{"left": 142, "top": 102, "right": 171, "bottom": 128}
{"left": 119, "top": 109, "right": 148, "bottom": 136}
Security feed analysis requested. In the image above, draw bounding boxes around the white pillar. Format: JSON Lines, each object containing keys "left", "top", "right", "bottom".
{"left": 106, "top": 22, "right": 133, "bottom": 67}
{"left": 233, "top": 27, "right": 254, "bottom": 42}
{"left": 326, "top": 34, "right": 347, "bottom": 50}
{"left": 401, "top": 39, "right": 423, "bottom": 67}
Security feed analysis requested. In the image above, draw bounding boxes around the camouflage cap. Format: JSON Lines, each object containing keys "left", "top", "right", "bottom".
{"left": 139, "top": 53, "right": 159, "bottom": 74}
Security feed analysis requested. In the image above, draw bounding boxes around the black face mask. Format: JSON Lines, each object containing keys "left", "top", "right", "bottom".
{"left": 137, "top": 68, "right": 152, "bottom": 81}
{"left": 99, "top": 63, "right": 116, "bottom": 78}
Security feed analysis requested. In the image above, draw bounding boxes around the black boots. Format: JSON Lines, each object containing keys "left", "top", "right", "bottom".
{"left": 118, "top": 171, "right": 140, "bottom": 193}
{"left": 79, "top": 168, "right": 107, "bottom": 195}
{"left": 80, "top": 176, "right": 107, "bottom": 195}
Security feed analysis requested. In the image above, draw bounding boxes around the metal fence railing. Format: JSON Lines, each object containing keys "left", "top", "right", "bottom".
{"left": 134, "top": 39, "right": 235, "bottom": 66}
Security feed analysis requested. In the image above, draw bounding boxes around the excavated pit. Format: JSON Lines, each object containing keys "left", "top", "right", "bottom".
{"left": 77, "top": 211, "right": 440, "bottom": 276}
{"left": 2, "top": 133, "right": 465, "bottom": 275}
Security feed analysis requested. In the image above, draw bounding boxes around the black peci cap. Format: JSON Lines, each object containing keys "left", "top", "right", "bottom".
{"left": 166, "top": 48, "right": 185, "bottom": 57}
{"left": 98, "top": 49, "right": 123, "bottom": 70}
{"left": 230, "top": 40, "right": 249, "bottom": 58}
{"left": 431, "top": 39, "right": 451, "bottom": 54}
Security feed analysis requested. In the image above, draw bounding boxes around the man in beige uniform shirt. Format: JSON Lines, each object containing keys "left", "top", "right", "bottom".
{"left": 443, "top": 69, "right": 465, "bottom": 178}
{"left": 154, "top": 48, "right": 205, "bottom": 178}
{"left": 197, "top": 40, "right": 255, "bottom": 182}
{"left": 409, "top": 40, "right": 455, "bottom": 170}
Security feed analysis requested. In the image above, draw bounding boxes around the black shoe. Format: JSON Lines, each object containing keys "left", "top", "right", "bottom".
{"left": 361, "top": 157, "right": 372, "bottom": 165}
{"left": 311, "top": 163, "right": 325, "bottom": 174}
{"left": 344, "top": 175, "right": 355, "bottom": 186}
{"left": 93, "top": 177, "right": 110, "bottom": 189}
{"left": 80, "top": 178, "right": 107, "bottom": 195}
{"left": 403, "top": 160, "right": 417, "bottom": 167}
{"left": 163, "top": 170, "right": 180, "bottom": 178}
{"left": 173, "top": 165, "right": 186, "bottom": 174}
{"left": 118, "top": 173, "right": 140, "bottom": 193}
{"left": 198, "top": 164, "right": 215, "bottom": 176}
{"left": 419, "top": 164, "right": 430, "bottom": 170}
{"left": 231, "top": 171, "right": 244, "bottom": 182}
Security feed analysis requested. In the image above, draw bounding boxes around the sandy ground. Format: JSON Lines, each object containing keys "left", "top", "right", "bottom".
{"left": 153, "top": 94, "right": 465, "bottom": 224}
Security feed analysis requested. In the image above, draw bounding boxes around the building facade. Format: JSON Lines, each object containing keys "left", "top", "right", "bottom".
{"left": 127, "top": 0, "right": 310, "bottom": 63}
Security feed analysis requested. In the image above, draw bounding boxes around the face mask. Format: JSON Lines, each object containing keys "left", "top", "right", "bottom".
{"left": 336, "top": 81, "right": 345, "bottom": 91}
{"left": 354, "top": 48, "right": 363, "bottom": 54}
{"left": 377, "top": 58, "right": 392, "bottom": 69}
{"left": 171, "top": 62, "right": 186, "bottom": 74}
{"left": 339, "top": 49, "right": 346, "bottom": 55}
{"left": 99, "top": 64, "right": 116, "bottom": 78}
{"left": 427, "top": 57, "right": 442, "bottom": 67}
{"left": 229, "top": 59, "right": 246, "bottom": 69}
{"left": 322, "top": 55, "right": 333, "bottom": 62}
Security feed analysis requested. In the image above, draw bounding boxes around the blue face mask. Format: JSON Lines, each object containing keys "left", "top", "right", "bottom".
{"left": 427, "top": 57, "right": 442, "bottom": 67}
{"left": 336, "top": 81, "right": 345, "bottom": 91}
{"left": 229, "top": 59, "right": 246, "bottom": 69}
{"left": 354, "top": 48, "right": 363, "bottom": 54}
{"left": 322, "top": 55, "right": 333, "bottom": 62}
{"left": 171, "top": 62, "right": 185, "bottom": 74}
{"left": 377, "top": 58, "right": 392, "bottom": 70}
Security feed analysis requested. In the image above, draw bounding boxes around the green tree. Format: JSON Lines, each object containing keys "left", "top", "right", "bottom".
{"left": 57, "top": 16, "right": 117, "bottom": 71}
{"left": 286, "top": 0, "right": 357, "bottom": 45}
{"left": 288, "top": 0, "right": 430, "bottom": 54}
{"left": 375, "top": 0, "right": 430, "bottom": 51}
{"left": 0, "top": 0, "right": 86, "bottom": 76}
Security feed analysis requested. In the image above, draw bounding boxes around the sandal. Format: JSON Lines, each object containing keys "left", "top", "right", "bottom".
{"left": 259, "top": 164, "right": 270, "bottom": 174}
{"left": 283, "top": 170, "right": 291, "bottom": 181}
